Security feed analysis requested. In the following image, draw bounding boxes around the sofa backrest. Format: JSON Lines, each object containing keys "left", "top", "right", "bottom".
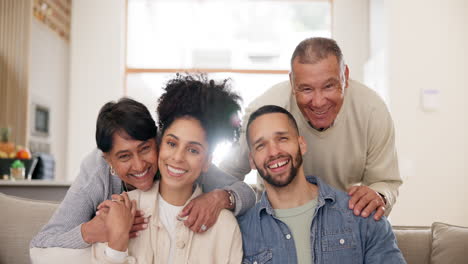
{"left": 0, "top": 192, "right": 59, "bottom": 264}
{"left": 393, "top": 225, "right": 432, "bottom": 264}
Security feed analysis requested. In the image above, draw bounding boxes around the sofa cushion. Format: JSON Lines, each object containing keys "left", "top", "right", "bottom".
{"left": 0, "top": 192, "right": 59, "bottom": 264}
{"left": 393, "top": 226, "right": 432, "bottom": 264}
{"left": 431, "top": 222, "right": 468, "bottom": 264}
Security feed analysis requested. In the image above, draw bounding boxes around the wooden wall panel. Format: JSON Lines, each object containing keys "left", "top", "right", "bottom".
{"left": 0, "top": 0, "right": 32, "bottom": 146}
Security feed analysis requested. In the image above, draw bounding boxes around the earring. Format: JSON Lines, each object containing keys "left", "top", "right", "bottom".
{"left": 110, "top": 166, "right": 116, "bottom": 176}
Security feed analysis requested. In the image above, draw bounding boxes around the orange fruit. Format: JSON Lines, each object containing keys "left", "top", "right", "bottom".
{"left": 16, "top": 149, "right": 31, "bottom": 159}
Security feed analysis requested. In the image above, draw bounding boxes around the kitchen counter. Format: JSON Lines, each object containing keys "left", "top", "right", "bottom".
{"left": 0, "top": 179, "right": 71, "bottom": 201}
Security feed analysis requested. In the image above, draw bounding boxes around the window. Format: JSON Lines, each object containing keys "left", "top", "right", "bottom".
{"left": 126, "top": 0, "right": 332, "bottom": 183}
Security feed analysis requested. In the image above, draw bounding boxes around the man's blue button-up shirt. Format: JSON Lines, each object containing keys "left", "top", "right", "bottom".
{"left": 237, "top": 176, "right": 406, "bottom": 264}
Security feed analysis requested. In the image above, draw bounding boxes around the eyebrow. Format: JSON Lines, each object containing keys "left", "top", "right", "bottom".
{"left": 298, "top": 77, "right": 339, "bottom": 87}
{"left": 166, "top": 134, "right": 205, "bottom": 149}
{"left": 252, "top": 131, "right": 289, "bottom": 146}
{"left": 324, "top": 77, "right": 340, "bottom": 84}
{"left": 114, "top": 140, "right": 150, "bottom": 157}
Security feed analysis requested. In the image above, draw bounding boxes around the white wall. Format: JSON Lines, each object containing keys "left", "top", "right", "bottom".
{"left": 332, "top": 0, "right": 369, "bottom": 83}
{"left": 387, "top": 0, "right": 468, "bottom": 226}
{"left": 66, "top": 0, "right": 126, "bottom": 180}
{"left": 29, "top": 18, "right": 69, "bottom": 180}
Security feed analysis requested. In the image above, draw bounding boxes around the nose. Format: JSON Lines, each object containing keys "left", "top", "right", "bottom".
{"left": 311, "top": 90, "right": 326, "bottom": 108}
{"left": 172, "top": 146, "right": 185, "bottom": 163}
{"left": 267, "top": 142, "right": 281, "bottom": 158}
{"left": 132, "top": 156, "right": 145, "bottom": 172}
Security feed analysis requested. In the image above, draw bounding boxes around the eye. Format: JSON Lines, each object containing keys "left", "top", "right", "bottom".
{"left": 301, "top": 87, "right": 312, "bottom": 93}
{"left": 279, "top": 136, "right": 288, "bottom": 142}
{"left": 140, "top": 145, "right": 151, "bottom": 153}
{"left": 118, "top": 154, "right": 131, "bottom": 161}
{"left": 255, "top": 143, "right": 265, "bottom": 151}
{"left": 188, "top": 147, "right": 200, "bottom": 155}
{"left": 325, "top": 82, "right": 338, "bottom": 90}
{"left": 166, "top": 141, "right": 176, "bottom": 148}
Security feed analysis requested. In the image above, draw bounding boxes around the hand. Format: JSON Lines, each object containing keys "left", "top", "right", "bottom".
{"left": 101, "top": 192, "right": 136, "bottom": 251}
{"left": 178, "top": 189, "right": 229, "bottom": 233}
{"left": 97, "top": 194, "right": 148, "bottom": 239}
{"left": 81, "top": 211, "right": 108, "bottom": 244}
{"left": 348, "top": 186, "right": 385, "bottom": 221}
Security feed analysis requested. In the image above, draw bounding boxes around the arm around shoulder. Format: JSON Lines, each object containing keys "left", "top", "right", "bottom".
{"left": 364, "top": 104, "right": 402, "bottom": 213}
{"left": 200, "top": 164, "right": 256, "bottom": 216}
{"left": 30, "top": 149, "right": 111, "bottom": 249}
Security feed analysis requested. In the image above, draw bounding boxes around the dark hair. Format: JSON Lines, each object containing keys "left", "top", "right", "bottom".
{"left": 246, "top": 105, "right": 299, "bottom": 146}
{"left": 290, "top": 37, "right": 345, "bottom": 71}
{"left": 96, "top": 98, "right": 157, "bottom": 153}
{"left": 157, "top": 74, "right": 242, "bottom": 153}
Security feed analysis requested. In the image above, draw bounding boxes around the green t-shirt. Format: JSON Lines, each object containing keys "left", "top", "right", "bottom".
{"left": 274, "top": 197, "right": 318, "bottom": 264}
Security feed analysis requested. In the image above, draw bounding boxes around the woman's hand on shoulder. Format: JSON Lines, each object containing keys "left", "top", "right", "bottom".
{"left": 97, "top": 194, "right": 148, "bottom": 239}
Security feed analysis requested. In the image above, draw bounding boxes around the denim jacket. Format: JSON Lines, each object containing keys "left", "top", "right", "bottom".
{"left": 237, "top": 176, "right": 406, "bottom": 264}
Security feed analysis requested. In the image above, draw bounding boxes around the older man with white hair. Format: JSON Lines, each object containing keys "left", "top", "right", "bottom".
{"left": 220, "top": 37, "right": 402, "bottom": 220}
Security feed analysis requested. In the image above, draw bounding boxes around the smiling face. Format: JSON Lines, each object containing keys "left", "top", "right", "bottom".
{"left": 247, "top": 113, "right": 306, "bottom": 188}
{"left": 104, "top": 132, "right": 158, "bottom": 191}
{"left": 158, "top": 117, "right": 211, "bottom": 192}
{"left": 290, "top": 55, "right": 349, "bottom": 130}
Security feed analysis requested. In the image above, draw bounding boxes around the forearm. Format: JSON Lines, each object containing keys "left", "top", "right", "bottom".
{"left": 368, "top": 180, "right": 401, "bottom": 214}
{"left": 366, "top": 106, "right": 402, "bottom": 215}
{"left": 202, "top": 164, "right": 256, "bottom": 216}
{"left": 31, "top": 223, "right": 90, "bottom": 249}
{"left": 92, "top": 242, "right": 132, "bottom": 264}
{"left": 108, "top": 233, "right": 130, "bottom": 252}
{"left": 223, "top": 181, "right": 256, "bottom": 216}
{"left": 30, "top": 184, "right": 101, "bottom": 248}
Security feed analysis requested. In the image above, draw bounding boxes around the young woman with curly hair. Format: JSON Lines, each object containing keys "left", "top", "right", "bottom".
{"left": 92, "top": 74, "right": 244, "bottom": 264}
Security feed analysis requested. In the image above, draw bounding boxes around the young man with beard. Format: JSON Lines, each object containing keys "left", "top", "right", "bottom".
{"left": 237, "top": 105, "right": 405, "bottom": 264}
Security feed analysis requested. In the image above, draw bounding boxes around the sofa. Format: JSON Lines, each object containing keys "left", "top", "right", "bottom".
{"left": 1, "top": 192, "right": 468, "bottom": 264}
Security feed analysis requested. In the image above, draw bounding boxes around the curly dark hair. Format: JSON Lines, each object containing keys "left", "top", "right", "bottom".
{"left": 157, "top": 74, "right": 242, "bottom": 152}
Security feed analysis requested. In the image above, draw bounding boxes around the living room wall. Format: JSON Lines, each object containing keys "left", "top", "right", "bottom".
{"left": 387, "top": 0, "right": 468, "bottom": 226}
{"left": 65, "top": 0, "right": 126, "bottom": 180}
{"left": 29, "top": 18, "right": 70, "bottom": 181}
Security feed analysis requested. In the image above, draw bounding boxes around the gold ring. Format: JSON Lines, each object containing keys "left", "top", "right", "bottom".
{"left": 112, "top": 198, "right": 124, "bottom": 202}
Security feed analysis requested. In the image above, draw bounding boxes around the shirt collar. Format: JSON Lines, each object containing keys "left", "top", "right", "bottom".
{"left": 256, "top": 175, "right": 337, "bottom": 219}
{"left": 141, "top": 181, "right": 202, "bottom": 218}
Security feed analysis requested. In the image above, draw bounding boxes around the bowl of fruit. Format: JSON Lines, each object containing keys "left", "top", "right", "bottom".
{"left": 0, "top": 128, "right": 35, "bottom": 180}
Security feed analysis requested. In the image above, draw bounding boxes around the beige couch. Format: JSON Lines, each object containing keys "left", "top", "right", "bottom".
{"left": 1, "top": 192, "right": 468, "bottom": 264}
{"left": 1, "top": 192, "right": 59, "bottom": 264}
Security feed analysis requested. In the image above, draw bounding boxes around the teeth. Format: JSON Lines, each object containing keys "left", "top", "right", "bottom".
{"left": 268, "top": 160, "right": 289, "bottom": 169}
{"left": 167, "top": 165, "right": 187, "bottom": 175}
{"left": 314, "top": 110, "right": 327, "bottom": 115}
{"left": 132, "top": 168, "right": 148, "bottom": 178}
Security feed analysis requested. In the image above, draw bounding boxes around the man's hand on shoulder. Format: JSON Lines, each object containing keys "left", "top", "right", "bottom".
{"left": 347, "top": 186, "right": 386, "bottom": 221}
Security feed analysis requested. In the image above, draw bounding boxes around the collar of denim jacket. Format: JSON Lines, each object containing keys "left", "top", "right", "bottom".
{"left": 256, "top": 175, "right": 336, "bottom": 219}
